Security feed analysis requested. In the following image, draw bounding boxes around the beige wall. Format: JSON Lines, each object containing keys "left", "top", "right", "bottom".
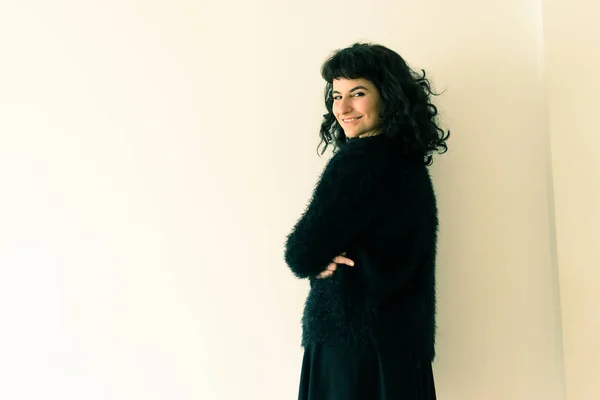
{"left": 543, "top": 1, "right": 600, "bottom": 398}
{"left": 0, "top": 1, "right": 594, "bottom": 399}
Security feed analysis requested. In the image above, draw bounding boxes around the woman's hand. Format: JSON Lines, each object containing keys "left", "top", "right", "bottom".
{"left": 316, "top": 252, "right": 355, "bottom": 279}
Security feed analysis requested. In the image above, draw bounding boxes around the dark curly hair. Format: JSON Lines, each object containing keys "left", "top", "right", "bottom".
{"left": 318, "top": 42, "right": 450, "bottom": 166}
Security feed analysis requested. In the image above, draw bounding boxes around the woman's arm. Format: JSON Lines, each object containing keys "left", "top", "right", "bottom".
{"left": 284, "top": 146, "right": 380, "bottom": 279}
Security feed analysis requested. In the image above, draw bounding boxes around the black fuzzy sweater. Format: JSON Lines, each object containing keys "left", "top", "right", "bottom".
{"left": 284, "top": 134, "right": 439, "bottom": 361}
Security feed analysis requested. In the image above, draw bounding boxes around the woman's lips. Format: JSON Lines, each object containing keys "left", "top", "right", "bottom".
{"left": 342, "top": 116, "right": 362, "bottom": 123}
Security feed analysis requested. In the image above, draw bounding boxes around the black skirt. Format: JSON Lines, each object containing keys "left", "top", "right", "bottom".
{"left": 298, "top": 340, "right": 436, "bottom": 400}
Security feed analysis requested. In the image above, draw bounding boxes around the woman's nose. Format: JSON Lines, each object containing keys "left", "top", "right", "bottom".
{"left": 337, "top": 98, "right": 352, "bottom": 114}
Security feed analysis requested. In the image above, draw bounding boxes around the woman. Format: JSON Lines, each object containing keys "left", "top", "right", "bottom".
{"left": 284, "top": 42, "right": 450, "bottom": 399}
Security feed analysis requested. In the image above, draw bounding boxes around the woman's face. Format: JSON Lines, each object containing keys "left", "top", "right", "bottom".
{"left": 332, "top": 77, "right": 383, "bottom": 139}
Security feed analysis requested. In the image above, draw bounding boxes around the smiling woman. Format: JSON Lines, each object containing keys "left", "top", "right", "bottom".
{"left": 284, "top": 42, "right": 450, "bottom": 400}
{"left": 316, "top": 42, "right": 449, "bottom": 165}
{"left": 331, "top": 79, "right": 383, "bottom": 139}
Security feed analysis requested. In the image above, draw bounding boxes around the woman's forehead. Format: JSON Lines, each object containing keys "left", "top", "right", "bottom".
{"left": 332, "top": 77, "right": 373, "bottom": 89}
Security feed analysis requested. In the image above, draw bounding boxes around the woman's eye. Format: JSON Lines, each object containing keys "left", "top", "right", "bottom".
{"left": 332, "top": 92, "right": 364, "bottom": 100}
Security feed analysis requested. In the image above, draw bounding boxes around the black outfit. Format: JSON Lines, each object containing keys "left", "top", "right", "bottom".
{"left": 299, "top": 340, "right": 436, "bottom": 399}
{"left": 284, "top": 134, "right": 439, "bottom": 399}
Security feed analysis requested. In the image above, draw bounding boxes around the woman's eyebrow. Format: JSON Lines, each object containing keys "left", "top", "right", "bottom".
{"left": 332, "top": 85, "right": 369, "bottom": 94}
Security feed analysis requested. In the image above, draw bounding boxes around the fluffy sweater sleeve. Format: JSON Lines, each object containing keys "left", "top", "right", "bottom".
{"left": 284, "top": 143, "right": 380, "bottom": 279}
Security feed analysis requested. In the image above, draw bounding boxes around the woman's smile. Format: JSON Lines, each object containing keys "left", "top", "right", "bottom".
{"left": 342, "top": 117, "right": 362, "bottom": 123}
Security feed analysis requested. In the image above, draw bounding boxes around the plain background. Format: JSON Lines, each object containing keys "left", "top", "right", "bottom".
{"left": 0, "top": 1, "right": 597, "bottom": 399}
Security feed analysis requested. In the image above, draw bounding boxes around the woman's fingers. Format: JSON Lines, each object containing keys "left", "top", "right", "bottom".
{"left": 316, "top": 262, "right": 337, "bottom": 279}
{"left": 317, "top": 270, "right": 331, "bottom": 279}
{"left": 332, "top": 255, "right": 355, "bottom": 266}
{"left": 316, "top": 253, "right": 356, "bottom": 279}
{"left": 316, "top": 252, "right": 355, "bottom": 279}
